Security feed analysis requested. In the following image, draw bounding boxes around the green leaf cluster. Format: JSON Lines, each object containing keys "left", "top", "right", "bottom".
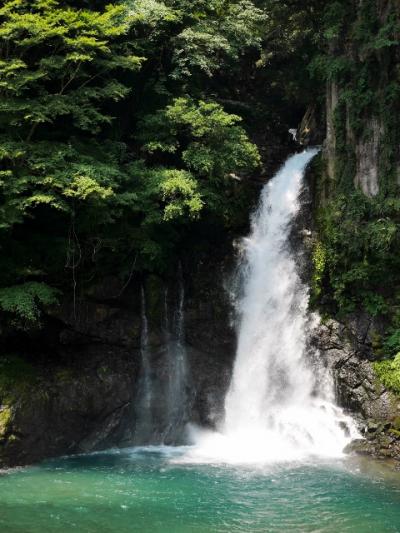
{"left": 0, "top": 282, "right": 60, "bottom": 325}
{"left": 0, "top": 0, "right": 143, "bottom": 136}
{"left": 314, "top": 192, "right": 400, "bottom": 317}
{"left": 374, "top": 353, "right": 400, "bottom": 395}
{"left": 140, "top": 97, "right": 260, "bottom": 179}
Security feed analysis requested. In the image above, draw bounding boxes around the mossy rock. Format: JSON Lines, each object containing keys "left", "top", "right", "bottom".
{"left": 392, "top": 417, "right": 400, "bottom": 431}
{"left": 373, "top": 354, "right": 400, "bottom": 395}
{"left": 0, "top": 406, "right": 12, "bottom": 437}
{"left": 344, "top": 439, "right": 376, "bottom": 456}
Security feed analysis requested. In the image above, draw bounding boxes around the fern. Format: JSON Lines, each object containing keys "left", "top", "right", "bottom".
{"left": 0, "top": 282, "right": 60, "bottom": 323}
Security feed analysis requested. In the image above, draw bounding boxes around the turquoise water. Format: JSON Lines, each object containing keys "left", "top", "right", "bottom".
{"left": 1, "top": 447, "right": 400, "bottom": 532}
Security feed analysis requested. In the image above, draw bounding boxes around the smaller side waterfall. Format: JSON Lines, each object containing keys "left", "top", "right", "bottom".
{"left": 133, "top": 270, "right": 189, "bottom": 445}
{"left": 132, "top": 286, "right": 154, "bottom": 444}
{"left": 163, "top": 270, "right": 189, "bottom": 443}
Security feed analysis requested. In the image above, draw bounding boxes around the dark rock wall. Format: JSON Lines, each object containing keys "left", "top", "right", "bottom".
{"left": 0, "top": 248, "right": 237, "bottom": 467}
{"left": 315, "top": 319, "right": 400, "bottom": 421}
{"left": 0, "top": 347, "right": 137, "bottom": 467}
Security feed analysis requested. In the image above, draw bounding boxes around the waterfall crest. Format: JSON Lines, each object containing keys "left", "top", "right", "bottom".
{"left": 184, "top": 150, "right": 358, "bottom": 464}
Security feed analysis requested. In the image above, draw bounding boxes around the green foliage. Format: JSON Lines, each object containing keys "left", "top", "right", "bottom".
{"left": 0, "top": 138, "right": 124, "bottom": 229}
{"left": 311, "top": 240, "right": 326, "bottom": 300}
{"left": 127, "top": 162, "right": 204, "bottom": 224}
{"left": 169, "top": 0, "right": 266, "bottom": 79}
{"left": 0, "top": 0, "right": 146, "bottom": 321}
{"left": 382, "top": 309, "right": 400, "bottom": 357}
{"left": 314, "top": 192, "right": 400, "bottom": 317}
{"left": 0, "top": 282, "right": 60, "bottom": 324}
{"left": 0, "top": 0, "right": 143, "bottom": 136}
{"left": 384, "top": 331, "right": 400, "bottom": 359}
{"left": 374, "top": 353, "right": 400, "bottom": 395}
{"left": 159, "top": 170, "right": 203, "bottom": 221}
{"left": 140, "top": 97, "right": 260, "bottom": 181}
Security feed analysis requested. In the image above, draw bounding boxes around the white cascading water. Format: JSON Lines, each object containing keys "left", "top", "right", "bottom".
{"left": 183, "top": 149, "right": 358, "bottom": 464}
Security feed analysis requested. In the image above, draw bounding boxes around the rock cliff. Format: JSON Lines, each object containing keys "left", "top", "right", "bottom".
{"left": 0, "top": 248, "right": 236, "bottom": 467}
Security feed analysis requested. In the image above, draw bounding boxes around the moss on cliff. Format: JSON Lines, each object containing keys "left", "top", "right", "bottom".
{"left": 311, "top": 0, "right": 400, "bottom": 358}
{"left": 0, "top": 406, "right": 11, "bottom": 438}
{"left": 312, "top": 0, "right": 400, "bottom": 193}
{"left": 374, "top": 354, "right": 400, "bottom": 395}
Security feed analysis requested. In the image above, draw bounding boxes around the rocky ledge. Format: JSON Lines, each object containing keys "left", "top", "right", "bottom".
{"left": 315, "top": 317, "right": 400, "bottom": 463}
{"left": 345, "top": 421, "right": 400, "bottom": 464}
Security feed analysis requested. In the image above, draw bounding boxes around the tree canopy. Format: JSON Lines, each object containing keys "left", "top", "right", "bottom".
{"left": 0, "top": 0, "right": 325, "bottom": 327}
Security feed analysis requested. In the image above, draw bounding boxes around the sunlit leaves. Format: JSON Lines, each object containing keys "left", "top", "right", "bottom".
{"left": 63, "top": 175, "right": 114, "bottom": 201}
{"left": 159, "top": 169, "right": 203, "bottom": 220}
{"left": 0, "top": 0, "right": 143, "bottom": 134}
{"left": 171, "top": 0, "right": 266, "bottom": 78}
{"left": 140, "top": 97, "right": 260, "bottom": 181}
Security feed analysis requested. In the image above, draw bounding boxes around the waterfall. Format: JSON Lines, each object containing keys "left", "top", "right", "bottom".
{"left": 163, "top": 268, "right": 189, "bottom": 443}
{"left": 133, "top": 286, "right": 154, "bottom": 444}
{"left": 133, "top": 271, "right": 189, "bottom": 445}
{"left": 183, "top": 150, "right": 358, "bottom": 464}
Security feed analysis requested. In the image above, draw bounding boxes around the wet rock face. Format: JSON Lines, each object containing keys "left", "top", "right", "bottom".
{"left": 0, "top": 248, "right": 237, "bottom": 467}
{"left": 184, "top": 253, "right": 236, "bottom": 428}
{"left": 297, "top": 105, "right": 325, "bottom": 147}
{"left": 0, "top": 347, "right": 138, "bottom": 467}
{"left": 354, "top": 117, "right": 382, "bottom": 197}
{"left": 315, "top": 318, "right": 400, "bottom": 461}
